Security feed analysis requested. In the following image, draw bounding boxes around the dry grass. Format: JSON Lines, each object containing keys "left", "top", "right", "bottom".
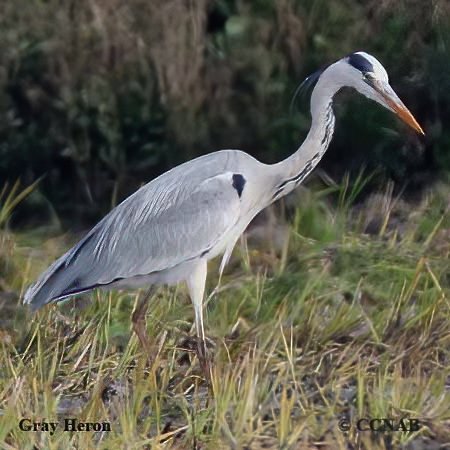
{"left": 0, "top": 181, "right": 449, "bottom": 449}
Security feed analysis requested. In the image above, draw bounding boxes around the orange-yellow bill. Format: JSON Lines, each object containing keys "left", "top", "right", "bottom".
{"left": 384, "top": 97, "right": 425, "bottom": 135}
{"left": 374, "top": 81, "right": 425, "bottom": 135}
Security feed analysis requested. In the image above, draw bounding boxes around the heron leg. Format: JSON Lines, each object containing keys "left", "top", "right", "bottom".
{"left": 186, "top": 260, "right": 210, "bottom": 380}
{"left": 132, "top": 285, "right": 157, "bottom": 363}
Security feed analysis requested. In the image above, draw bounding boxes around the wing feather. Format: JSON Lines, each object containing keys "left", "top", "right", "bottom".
{"left": 24, "top": 170, "right": 241, "bottom": 308}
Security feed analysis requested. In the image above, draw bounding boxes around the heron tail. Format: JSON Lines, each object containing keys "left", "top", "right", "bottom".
{"left": 23, "top": 231, "right": 98, "bottom": 310}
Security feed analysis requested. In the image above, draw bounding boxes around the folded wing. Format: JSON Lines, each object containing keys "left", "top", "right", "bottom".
{"left": 24, "top": 171, "right": 241, "bottom": 309}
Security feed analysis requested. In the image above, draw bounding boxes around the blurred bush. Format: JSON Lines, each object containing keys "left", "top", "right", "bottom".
{"left": 0, "top": 0, "right": 449, "bottom": 226}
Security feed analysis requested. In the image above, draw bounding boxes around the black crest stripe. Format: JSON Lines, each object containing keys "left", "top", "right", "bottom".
{"left": 347, "top": 53, "right": 374, "bottom": 74}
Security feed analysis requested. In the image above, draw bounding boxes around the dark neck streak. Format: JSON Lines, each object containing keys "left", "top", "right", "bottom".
{"left": 271, "top": 103, "right": 335, "bottom": 201}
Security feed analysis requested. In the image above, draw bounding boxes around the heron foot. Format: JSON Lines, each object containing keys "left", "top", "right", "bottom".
{"left": 196, "top": 337, "right": 212, "bottom": 382}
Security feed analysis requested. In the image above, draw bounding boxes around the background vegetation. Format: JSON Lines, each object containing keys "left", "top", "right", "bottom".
{"left": 1, "top": 180, "right": 449, "bottom": 449}
{"left": 0, "top": 0, "right": 449, "bottom": 224}
{"left": 0, "top": 1, "right": 449, "bottom": 449}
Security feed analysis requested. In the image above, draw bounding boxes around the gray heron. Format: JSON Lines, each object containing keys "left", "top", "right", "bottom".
{"left": 24, "top": 52, "right": 424, "bottom": 376}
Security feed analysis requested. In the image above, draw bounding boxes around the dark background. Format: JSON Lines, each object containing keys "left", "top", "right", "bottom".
{"left": 1, "top": 0, "right": 449, "bottom": 227}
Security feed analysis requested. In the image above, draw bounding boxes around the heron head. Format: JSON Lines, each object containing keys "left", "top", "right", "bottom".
{"left": 341, "top": 51, "right": 424, "bottom": 135}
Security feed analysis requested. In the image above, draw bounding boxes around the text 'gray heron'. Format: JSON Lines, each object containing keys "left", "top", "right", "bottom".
{"left": 24, "top": 52, "right": 424, "bottom": 377}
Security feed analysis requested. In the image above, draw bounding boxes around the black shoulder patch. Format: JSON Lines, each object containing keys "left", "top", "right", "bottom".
{"left": 232, "top": 173, "right": 246, "bottom": 198}
{"left": 347, "top": 53, "right": 374, "bottom": 74}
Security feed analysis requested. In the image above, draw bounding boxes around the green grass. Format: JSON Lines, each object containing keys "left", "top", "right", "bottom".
{"left": 0, "top": 182, "right": 449, "bottom": 449}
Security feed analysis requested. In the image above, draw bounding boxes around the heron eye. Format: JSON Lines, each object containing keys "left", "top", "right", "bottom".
{"left": 363, "top": 73, "right": 376, "bottom": 82}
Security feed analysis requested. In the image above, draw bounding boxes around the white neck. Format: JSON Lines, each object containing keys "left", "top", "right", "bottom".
{"left": 269, "top": 62, "right": 344, "bottom": 201}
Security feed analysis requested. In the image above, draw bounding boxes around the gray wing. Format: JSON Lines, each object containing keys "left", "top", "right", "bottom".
{"left": 24, "top": 170, "right": 242, "bottom": 309}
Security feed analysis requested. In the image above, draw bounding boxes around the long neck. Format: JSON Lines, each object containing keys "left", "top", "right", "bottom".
{"left": 269, "top": 65, "right": 341, "bottom": 202}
